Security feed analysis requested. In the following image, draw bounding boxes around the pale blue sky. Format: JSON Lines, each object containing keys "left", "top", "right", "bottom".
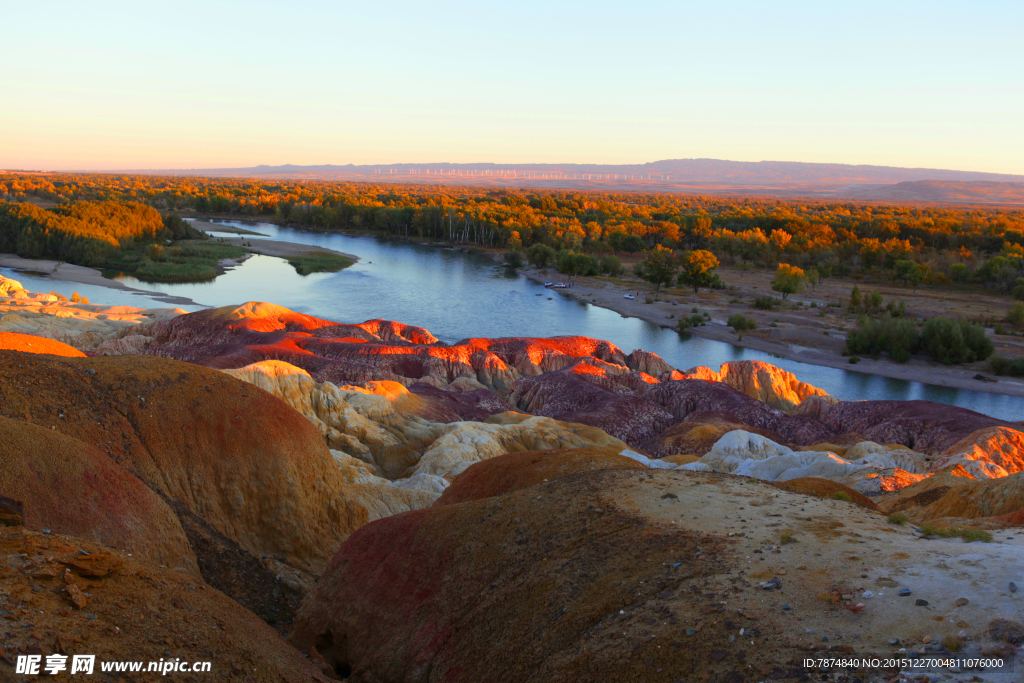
{"left": 2, "top": 0, "right": 1021, "bottom": 172}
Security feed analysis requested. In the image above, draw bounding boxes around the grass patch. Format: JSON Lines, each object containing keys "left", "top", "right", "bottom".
{"left": 105, "top": 241, "right": 247, "bottom": 283}
{"left": 779, "top": 529, "right": 798, "bottom": 544}
{"left": 833, "top": 491, "right": 851, "bottom": 502}
{"left": 286, "top": 253, "right": 355, "bottom": 276}
{"left": 887, "top": 512, "right": 909, "bottom": 525}
{"left": 918, "top": 524, "right": 992, "bottom": 543}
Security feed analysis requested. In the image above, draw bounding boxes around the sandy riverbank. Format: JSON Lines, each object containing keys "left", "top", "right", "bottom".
{"left": 0, "top": 254, "right": 202, "bottom": 306}
{"left": 520, "top": 265, "right": 1024, "bottom": 399}
{"left": 191, "top": 220, "right": 360, "bottom": 263}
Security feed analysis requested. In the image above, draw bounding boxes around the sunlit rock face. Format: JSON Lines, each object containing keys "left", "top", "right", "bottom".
{"left": 9, "top": 293, "right": 1022, "bottom": 496}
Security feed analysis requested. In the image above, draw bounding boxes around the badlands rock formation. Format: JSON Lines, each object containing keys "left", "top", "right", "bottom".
{"left": 292, "top": 466, "right": 1024, "bottom": 683}
{"left": 0, "top": 526, "right": 332, "bottom": 682}
{"left": 7, "top": 288, "right": 1021, "bottom": 496}
{"left": 0, "top": 275, "right": 184, "bottom": 350}
{"left": 1, "top": 279, "right": 1022, "bottom": 680}
{"left": 0, "top": 349, "right": 448, "bottom": 626}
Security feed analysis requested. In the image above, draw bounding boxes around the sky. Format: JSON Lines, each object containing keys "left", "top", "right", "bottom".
{"left": 2, "top": 0, "right": 1022, "bottom": 173}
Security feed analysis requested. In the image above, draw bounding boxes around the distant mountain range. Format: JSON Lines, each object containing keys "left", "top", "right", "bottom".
{"left": 120, "top": 159, "right": 1024, "bottom": 206}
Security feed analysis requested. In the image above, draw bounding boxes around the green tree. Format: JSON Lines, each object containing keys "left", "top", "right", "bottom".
{"left": 678, "top": 249, "right": 720, "bottom": 293}
{"left": 622, "top": 234, "right": 646, "bottom": 254}
{"left": 526, "top": 242, "right": 556, "bottom": 267}
{"left": 599, "top": 254, "right": 623, "bottom": 276}
{"left": 845, "top": 314, "right": 920, "bottom": 363}
{"left": 866, "top": 290, "right": 884, "bottom": 314}
{"left": 771, "top": 263, "right": 805, "bottom": 299}
{"left": 950, "top": 263, "right": 970, "bottom": 287}
{"left": 1007, "top": 301, "right": 1024, "bottom": 327}
{"left": 504, "top": 250, "right": 524, "bottom": 268}
{"left": 893, "top": 260, "right": 925, "bottom": 289}
{"left": 848, "top": 285, "right": 862, "bottom": 312}
{"left": 815, "top": 260, "right": 833, "bottom": 284}
{"left": 640, "top": 245, "right": 679, "bottom": 295}
{"left": 922, "top": 318, "right": 994, "bottom": 365}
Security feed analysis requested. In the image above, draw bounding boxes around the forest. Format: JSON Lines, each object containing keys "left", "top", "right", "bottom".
{"left": 2, "top": 172, "right": 1023, "bottom": 297}
{"left": 0, "top": 198, "right": 241, "bottom": 282}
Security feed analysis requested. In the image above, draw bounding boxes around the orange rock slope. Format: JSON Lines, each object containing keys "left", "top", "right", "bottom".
{"left": 0, "top": 330, "right": 86, "bottom": 357}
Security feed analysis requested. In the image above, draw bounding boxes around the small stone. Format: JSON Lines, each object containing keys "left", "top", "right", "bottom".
{"left": 1010, "top": 582, "right": 1018, "bottom": 593}
{"left": 922, "top": 636, "right": 932, "bottom": 644}
{"left": 782, "top": 604, "right": 792, "bottom": 610}
{"left": 822, "top": 637, "right": 829, "bottom": 642}
{"left": 42, "top": 529, "right": 51, "bottom": 535}
{"left": 797, "top": 565, "right": 806, "bottom": 570}
{"left": 778, "top": 570, "right": 786, "bottom": 575}
{"left": 862, "top": 591, "right": 873, "bottom": 599}
{"left": 954, "top": 597, "right": 969, "bottom": 607}
{"left": 686, "top": 628, "right": 696, "bottom": 636}
{"left": 888, "top": 638, "right": 899, "bottom": 645}
{"left": 898, "top": 588, "right": 912, "bottom": 596}
{"left": 842, "top": 594, "right": 853, "bottom": 600}
{"left": 915, "top": 599, "right": 928, "bottom": 606}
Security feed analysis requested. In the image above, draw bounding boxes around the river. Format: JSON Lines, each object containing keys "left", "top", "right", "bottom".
{"left": 4, "top": 219, "right": 1023, "bottom": 421}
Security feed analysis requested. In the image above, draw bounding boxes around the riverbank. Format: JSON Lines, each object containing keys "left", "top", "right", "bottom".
{"left": 191, "top": 220, "right": 359, "bottom": 273}
{"left": 519, "top": 265, "right": 1024, "bottom": 399}
{"left": 0, "top": 254, "right": 203, "bottom": 306}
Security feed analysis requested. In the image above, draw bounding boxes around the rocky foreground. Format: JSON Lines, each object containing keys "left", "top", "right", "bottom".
{"left": 0, "top": 275, "right": 1022, "bottom": 682}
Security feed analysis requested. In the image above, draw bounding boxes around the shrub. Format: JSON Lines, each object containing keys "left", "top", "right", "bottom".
{"left": 678, "top": 314, "right": 704, "bottom": 331}
{"left": 845, "top": 314, "right": 920, "bottom": 363}
{"left": 754, "top": 295, "right": 778, "bottom": 310}
{"left": 727, "top": 313, "right": 756, "bottom": 336}
{"left": 918, "top": 524, "right": 992, "bottom": 542}
{"left": 848, "top": 356, "right": 860, "bottom": 364}
{"left": 1008, "top": 301, "right": 1024, "bottom": 326}
{"left": 921, "top": 317, "right": 994, "bottom": 365}
{"left": 778, "top": 529, "right": 797, "bottom": 544}
{"left": 887, "top": 513, "right": 908, "bottom": 525}
{"left": 989, "top": 354, "right": 1024, "bottom": 377}
{"left": 833, "top": 492, "right": 851, "bottom": 502}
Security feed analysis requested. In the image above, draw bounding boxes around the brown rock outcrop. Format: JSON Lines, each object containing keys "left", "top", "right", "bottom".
{"left": 0, "top": 415, "right": 195, "bottom": 570}
{"left": 880, "top": 468, "right": 1024, "bottom": 527}
{"left": 0, "top": 526, "right": 331, "bottom": 682}
{"left": 291, "top": 467, "right": 1021, "bottom": 682}
{"left": 823, "top": 400, "right": 1022, "bottom": 455}
{"left": 0, "top": 351, "right": 372, "bottom": 575}
{"left": 434, "top": 447, "right": 645, "bottom": 505}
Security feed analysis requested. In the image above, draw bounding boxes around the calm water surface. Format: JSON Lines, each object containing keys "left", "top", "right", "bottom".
{"left": 5, "top": 219, "right": 1023, "bottom": 421}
